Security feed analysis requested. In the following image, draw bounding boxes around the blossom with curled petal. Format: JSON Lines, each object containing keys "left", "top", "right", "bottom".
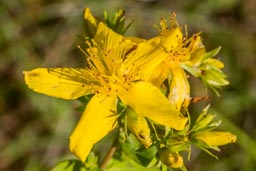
{"left": 145, "top": 15, "right": 228, "bottom": 110}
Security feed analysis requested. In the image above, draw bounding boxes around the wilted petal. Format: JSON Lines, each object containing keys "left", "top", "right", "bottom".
{"left": 168, "top": 66, "right": 190, "bottom": 110}
{"left": 69, "top": 94, "right": 117, "bottom": 161}
{"left": 118, "top": 81, "right": 187, "bottom": 130}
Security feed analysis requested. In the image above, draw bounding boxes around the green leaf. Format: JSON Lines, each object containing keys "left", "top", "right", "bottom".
{"left": 202, "top": 46, "right": 221, "bottom": 60}
{"left": 84, "top": 152, "right": 101, "bottom": 171}
{"left": 51, "top": 160, "right": 86, "bottom": 171}
{"left": 106, "top": 152, "right": 160, "bottom": 171}
{"left": 77, "top": 94, "right": 94, "bottom": 104}
{"left": 120, "top": 134, "right": 141, "bottom": 163}
{"left": 75, "top": 94, "right": 94, "bottom": 112}
{"left": 103, "top": 8, "right": 133, "bottom": 34}
{"left": 136, "top": 145, "right": 158, "bottom": 167}
{"left": 120, "top": 133, "right": 158, "bottom": 167}
{"left": 181, "top": 63, "right": 201, "bottom": 77}
{"left": 191, "top": 105, "right": 214, "bottom": 132}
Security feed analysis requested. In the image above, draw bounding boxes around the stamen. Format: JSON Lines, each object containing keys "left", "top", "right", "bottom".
{"left": 77, "top": 45, "right": 88, "bottom": 57}
{"left": 185, "top": 24, "right": 188, "bottom": 40}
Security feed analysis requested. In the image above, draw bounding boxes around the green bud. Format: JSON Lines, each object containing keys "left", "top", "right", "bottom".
{"left": 192, "top": 105, "right": 216, "bottom": 132}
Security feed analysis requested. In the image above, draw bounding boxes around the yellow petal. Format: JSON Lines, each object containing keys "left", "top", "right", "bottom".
{"left": 157, "top": 28, "right": 183, "bottom": 51}
{"left": 83, "top": 8, "right": 98, "bottom": 37}
{"left": 195, "top": 131, "right": 236, "bottom": 147}
{"left": 69, "top": 94, "right": 118, "bottom": 161}
{"left": 168, "top": 66, "right": 190, "bottom": 110}
{"left": 148, "top": 27, "right": 182, "bottom": 51}
{"left": 94, "top": 22, "right": 134, "bottom": 58}
{"left": 146, "top": 62, "right": 170, "bottom": 87}
{"left": 126, "top": 28, "right": 182, "bottom": 81}
{"left": 121, "top": 41, "right": 169, "bottom": 81}
{"left": 23, "top": 68, "right": 95, "bottom": 99}
{"left": 118, "top": 81, "right": 187, "bottom": 130}
{"left": 91, "top": 22, "right": 134, "bottom": 74}
{"left": 94, "top": 22, "right": 123, "bottom": 52}
{"left": 123, "top": 36, "right": 145, "bottom": 44}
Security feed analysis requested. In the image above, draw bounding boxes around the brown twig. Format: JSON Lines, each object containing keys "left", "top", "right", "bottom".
{"left": 99, "top": 130, "right": 120, "bottom": 171}
{"left": 99, "top": 146, "right": 117, "bottom": 171}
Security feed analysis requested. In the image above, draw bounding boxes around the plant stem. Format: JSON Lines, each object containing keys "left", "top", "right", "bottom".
{"left": 100, "top": 130, "right": 119, "bottom": 171}
{"left": 100, "top": 145, "right": 117, "bottom": 171}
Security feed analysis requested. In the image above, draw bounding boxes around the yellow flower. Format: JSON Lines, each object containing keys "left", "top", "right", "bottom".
{"left": 23, "top": 22, "right": 187, "bottom": 161}
{"left": 145, "top": 17, "right": 202, "bottom": 110}
{"left": 146, "top": 15, "right": 228, "bottom": 109}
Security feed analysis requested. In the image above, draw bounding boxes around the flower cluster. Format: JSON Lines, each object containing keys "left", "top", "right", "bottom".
{"left": 23, "top": 8, "right": 236, "bottom": 170}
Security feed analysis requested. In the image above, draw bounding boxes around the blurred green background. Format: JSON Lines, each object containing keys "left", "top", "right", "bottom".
{"left": 0, "top": 0, "right": 256, "bottom": 170}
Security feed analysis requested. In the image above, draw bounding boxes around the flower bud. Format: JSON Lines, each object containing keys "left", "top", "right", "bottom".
{"left": 126, "top": 109, "right": 152, "bottom": 148}
{"left": 158, "top": 148, "right": 184, "bottom": 168}
{"left": 195, "top": 131, "right": 236, "bottom": 147}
